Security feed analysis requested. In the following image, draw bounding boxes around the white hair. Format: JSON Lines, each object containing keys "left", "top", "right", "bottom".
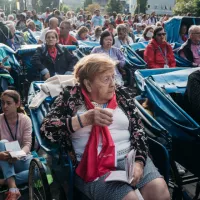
{"left": 188, "top": 25, "right": 200, "bottom": 36}
{"left": 8, "top": 14, "right": 14, "bottom": 20}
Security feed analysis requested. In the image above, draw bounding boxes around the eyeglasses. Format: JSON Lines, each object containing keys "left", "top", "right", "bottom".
{"left": 100, "top": 75, "right": 115, "bottom": 85}
{"left": 156, "top": 32, "right": 166, "bottom": 36}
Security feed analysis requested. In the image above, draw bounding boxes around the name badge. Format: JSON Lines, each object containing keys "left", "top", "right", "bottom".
{"left": 164, "top": 64, "right": 169, "bottom": 68}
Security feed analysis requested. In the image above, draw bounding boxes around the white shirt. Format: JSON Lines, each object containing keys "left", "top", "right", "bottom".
{"left": 75, "top": 21, "right": 84, "bottom": 29}
{"left": 114, "top": 36, "right": 134, "bottom": 49}
{"left": 71, "top": 105, "right": 131, "bottom": 164}
{"left": 39, "top": 27, "right": 49, "bottom": 43}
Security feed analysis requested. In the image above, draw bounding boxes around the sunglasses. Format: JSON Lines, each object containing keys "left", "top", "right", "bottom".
{"left": 157, "top": 32, "right": 166, "bottom": 36}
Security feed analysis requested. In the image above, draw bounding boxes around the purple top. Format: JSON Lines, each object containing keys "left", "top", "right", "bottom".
{"left": 91, "top": 46, "right": 126, "bottom": 68}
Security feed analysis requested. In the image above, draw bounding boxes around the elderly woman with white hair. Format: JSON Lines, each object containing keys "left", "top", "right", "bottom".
{"left": 114, "top": 24, "right": 134, "bottom": 48}
{"left": 41, "top": 53, "right": 170, "bottom": 200}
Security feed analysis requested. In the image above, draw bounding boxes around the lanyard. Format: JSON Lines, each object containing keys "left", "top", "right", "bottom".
{"left": 120, "top": 40, "right": 125, "bottom": 45}
{"left": 4, "top": 114, "right": 19, "bottom": 141}
{"left": 158, "top": 46, "right": 168, "bottom": 65}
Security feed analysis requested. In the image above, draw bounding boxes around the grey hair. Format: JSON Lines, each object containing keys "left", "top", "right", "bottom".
{"left": 8, "top": 14, "right": 14, "bottom": 20}
{"left": 188, "top": 25, "right": 200, "bottom": 36}
{"left": 116, "top": 24, "right": 128, "bottom": 33}
{"left": 60, "top": 20, "right": 71, "bottom": 27}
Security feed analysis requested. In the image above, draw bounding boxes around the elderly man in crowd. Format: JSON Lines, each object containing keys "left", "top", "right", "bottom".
{"left": 59, "top": 20, "right": 78, "bottom": 45}
{"left": 179, "top": 25, "right": 200, "bottom": 67}
{"left": 38, "top": 17, "right": 59, "bottom": 44}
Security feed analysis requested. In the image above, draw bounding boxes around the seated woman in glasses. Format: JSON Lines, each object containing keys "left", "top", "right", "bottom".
{"left": 91, "top": 31, "right": 125, "bottom": 86}
{"left": 144, "top": 27, "right": 176, "bottom": 69}
{"left": 41, "top": 54, "right": 170, "bottom": 200}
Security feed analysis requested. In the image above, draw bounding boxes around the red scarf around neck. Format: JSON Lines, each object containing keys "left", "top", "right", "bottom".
{"left": 76, "top": 88, "right": 117, "bottom": 182}
{"left": 48, "top": 46, "right": 57, "bottom": 61}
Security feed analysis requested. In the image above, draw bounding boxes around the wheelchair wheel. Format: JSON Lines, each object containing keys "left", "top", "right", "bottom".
{"left": 29, "top": 158, "right": 52, "bottom": 200}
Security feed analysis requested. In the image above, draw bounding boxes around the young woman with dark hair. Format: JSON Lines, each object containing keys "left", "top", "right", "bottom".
{"left": 0, "top": 90, "right": 32, "bottom": 200}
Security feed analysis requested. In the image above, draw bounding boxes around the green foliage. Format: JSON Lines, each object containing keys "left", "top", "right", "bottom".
{"left": 86, "top": 3, "right": 100, "bottom": 14}
{"left": 75, "top": 7, "right": 81, "bottom": 13}
{"left": 0, "top": 0, "right": 17, "bottom": 15}
{"left": 134, "top": 0, "right": 147, "bottom": 14}
{"left": 60, "top": 4, "right": 70, "bottom": 13}
{"left": 34, "top": 0, "right": 59, "bottom": 12}
{"left": 173, "top": 0, "right": 200, "bottom": 16}
{"left": 84, "top": 0, "right": 92, "bottom": 8}
{"left": 106, "top": 0, "right": 123, "bottom": 14}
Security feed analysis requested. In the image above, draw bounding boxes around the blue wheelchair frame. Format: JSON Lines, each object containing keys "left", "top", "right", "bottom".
{"left": 164, "top": 16, "right": 200, "bottom": 43}
{"left": 134, "top": 67, "right": 200, "bottom": 199}
{"left": 28, "top": 81, "right": 74, "bottom": 200}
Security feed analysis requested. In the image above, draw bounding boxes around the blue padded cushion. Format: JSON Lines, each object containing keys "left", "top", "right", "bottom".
{"left": 130, "top": 41, "right": 149, "bottom": 51}
{"left": 17, "top": 45, "right": 77, "bottom": 56}
{"left": 150, "top": 67, "right": 200, "bottom": 93}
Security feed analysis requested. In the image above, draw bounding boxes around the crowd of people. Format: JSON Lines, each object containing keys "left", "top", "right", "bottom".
{"left": 0, "top": 5, "right": 199, "bottom": 200}
{"left": 0, "top": 8, "right": 171, "bottom": 47}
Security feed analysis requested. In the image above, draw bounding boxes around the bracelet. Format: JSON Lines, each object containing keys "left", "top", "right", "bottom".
{"left": 77, "top": 114, "right": 83, "bottom": 128}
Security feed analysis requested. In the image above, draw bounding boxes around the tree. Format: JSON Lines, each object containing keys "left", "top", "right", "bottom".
{"left": 60, "top": 4, "right": 70, "bottom": 14}
{"left": 34, "top": 0, "right": 59, "bottom": 12}
{"left": 173, "top": 0, "right": 200, "bottom": 16}
{"left": 86, "top": 3, "right": 100, "bottom": 15}
{"left": 173, "top": 0, "right": 195, "bottom": 15}
{"left": 106, "top": 0, "right": 123, "bottom": 14}
{"left": 134, "top": 0, "right": 147, "bottom": 14}
{"left": 0, "top": 0, "right": 17, "bottom": 15}
{"left": 84, "top": 0, "right": 92, "bottom": 8}
{"left": 75, "top": 7, "right": 81, "bottom": 14}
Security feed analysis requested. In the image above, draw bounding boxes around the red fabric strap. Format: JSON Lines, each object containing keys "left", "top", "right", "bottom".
{"left": 76, "top": 88, "right": 117, "bottom": 182}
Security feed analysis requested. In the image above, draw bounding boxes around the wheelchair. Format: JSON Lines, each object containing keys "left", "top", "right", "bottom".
{"left": 27, "top": 80, "right": 172, "bottom": 200}
{"left": 0, "top": 44, "right": 21, "bottom": 92}
{"left": 15, "top": 44, "right": 77, "bottom": 103}
{"left": 134, "top": 67, "right": 200, "bottom": 200}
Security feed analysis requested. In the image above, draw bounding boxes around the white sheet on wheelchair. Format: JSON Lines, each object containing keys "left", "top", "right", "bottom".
{"left": 29, "top": 75, "right": 77, "bottom": 109}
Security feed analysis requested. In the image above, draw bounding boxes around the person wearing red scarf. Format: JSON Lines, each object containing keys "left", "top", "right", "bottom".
{"left": 144, "top": 26, "right": 176, "bottom": 69}
{"left": 41, "top": 54, "right": 170, "bottom": 200}
{"left": 31, "top": 29, "right": 78, "bottom": 80}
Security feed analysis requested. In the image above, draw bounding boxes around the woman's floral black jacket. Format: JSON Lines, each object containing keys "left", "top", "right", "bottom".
{"left": 40, "top": 84, "right": 148, "bottom": 166}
